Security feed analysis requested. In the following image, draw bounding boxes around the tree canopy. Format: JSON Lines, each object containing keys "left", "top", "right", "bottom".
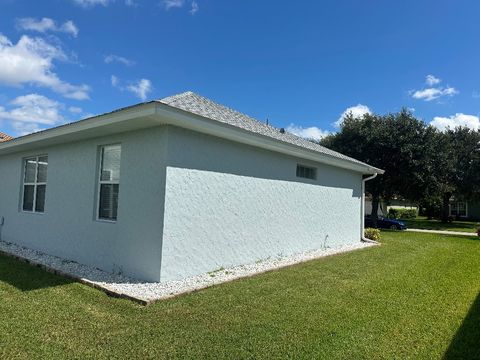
{"left": 319, "top": 109, "right": 480, "bottom": 223}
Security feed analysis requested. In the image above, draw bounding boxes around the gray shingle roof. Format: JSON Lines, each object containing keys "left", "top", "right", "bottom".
{"left": 159, "top": 91, "right": 375, "bottom": 170}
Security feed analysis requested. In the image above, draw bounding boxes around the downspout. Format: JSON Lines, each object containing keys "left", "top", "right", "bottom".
{"left": 361, "top": 173, "right": 379, "bottom": 244}
{"left": 0, "top": 216, "right": 4, "bottom": 242}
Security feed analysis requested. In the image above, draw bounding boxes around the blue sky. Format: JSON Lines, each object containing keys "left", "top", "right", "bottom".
{"left": 0, "top": 0, "right": 479, "bottom": 138}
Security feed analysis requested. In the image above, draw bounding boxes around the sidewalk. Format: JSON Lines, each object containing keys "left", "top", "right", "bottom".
{"left": 407, "top": 228, "right": 477, "bottom": 237}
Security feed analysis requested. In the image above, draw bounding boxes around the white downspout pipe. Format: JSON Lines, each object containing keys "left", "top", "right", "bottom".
{"left": 361, "top": 173, "right": 379, "bottom": 244}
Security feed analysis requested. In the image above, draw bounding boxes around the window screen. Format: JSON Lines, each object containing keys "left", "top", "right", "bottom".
{"left": 296, "top": 164, "right": 317, "bottom": 180}
{"left": 98, "top": 145, "right": 121, "bottom": 221}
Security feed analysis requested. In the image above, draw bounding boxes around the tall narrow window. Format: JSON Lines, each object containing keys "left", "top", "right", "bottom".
{"left": 22, "top": 155, "right": 48, "bottom": 213}
{"left": 457, "top": 202, "right": 467, "bottom": 217}
{"left": 98, "top": 144, "right": 121, "bottom": 221}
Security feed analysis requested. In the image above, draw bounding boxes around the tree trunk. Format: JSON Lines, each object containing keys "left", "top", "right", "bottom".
{"left": 371, "top": 193, "right": 380, "bottom": 227}
{"left": 441, "top": 193, "right": 451, "bottom": 223}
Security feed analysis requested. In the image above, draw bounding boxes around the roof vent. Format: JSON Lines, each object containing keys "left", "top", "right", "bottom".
{"left": 279, "top": 128, "right": 285, "bottom": 134}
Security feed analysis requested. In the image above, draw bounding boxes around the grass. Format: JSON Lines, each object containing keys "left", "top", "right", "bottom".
{"left": 1, "top": 232, "right": 479, "bottom": 359}
{"left": 404, "top": 216, "right": 479, "bottom": 233}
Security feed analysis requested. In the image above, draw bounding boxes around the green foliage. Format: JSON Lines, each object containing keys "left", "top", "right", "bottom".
{"left": 364, "top": 227, "right": 381, "bottom": 241}
{"left": 2, "top": 232, "right": 480, "bottom": 358}
{"left": 320, "top": 110, "right": 480, "bottom": 223}
{"left": 320, "top": 109, "right": 436, "bottom": 206}
{"left": 387, "top": 208, "right": 417, "bottom": 219}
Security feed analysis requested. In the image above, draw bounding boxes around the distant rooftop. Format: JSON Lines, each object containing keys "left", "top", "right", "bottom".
{"left": 0, "top": 132, "right": 13, "bottom": 142}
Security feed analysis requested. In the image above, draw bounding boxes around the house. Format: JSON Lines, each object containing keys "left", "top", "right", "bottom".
{"left": 449, "top": 199, "right": 480, "bottom": 220}
{"left": 364, "top": 196, "right": 419, "bottom": 217}
{"left": 0, "top": 132, "right": 13, "bottom": 142}
{"left": 0, "top": 92, "right": 383, "bottom": 282}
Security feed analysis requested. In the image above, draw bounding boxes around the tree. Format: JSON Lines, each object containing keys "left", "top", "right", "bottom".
{"left": 320, "top": 109, "right": 435, "bottom": 225}
{"left": 434, "top": 128, "right": 480, "bottom": 222}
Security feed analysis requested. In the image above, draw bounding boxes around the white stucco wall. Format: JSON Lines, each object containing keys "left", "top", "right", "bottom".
{"left": 0, "top": 127, "right": 167, "bottom": 281}
{"left": 160, "top": 126, "right": 363, "bottom": 281}
{"left": 0, "top": 123, "right": 365, "bottom": 283}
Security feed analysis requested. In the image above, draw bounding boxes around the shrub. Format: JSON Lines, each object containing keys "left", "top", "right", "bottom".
{"left": 387, "top": 208, "right": 418, "bottom": 219}
{"left": 364, "top": 228, "right": 381, "bottom": 242}
{"left": 387, "top": 208, "right": 399, "bottom": 219}
{"left": 477, "top": 227, "right": 480, "bottom": 237}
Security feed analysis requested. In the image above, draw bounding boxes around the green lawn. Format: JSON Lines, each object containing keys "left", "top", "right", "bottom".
{"left": 404, "top": 216, "right": 479, "bottom": 233}
{"left": 1, "top": 232, "right": 479, "bottom": 359}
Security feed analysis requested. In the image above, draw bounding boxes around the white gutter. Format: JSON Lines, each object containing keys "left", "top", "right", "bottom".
{"left": 361, "top": 173, "right": 379, "bottom": 244}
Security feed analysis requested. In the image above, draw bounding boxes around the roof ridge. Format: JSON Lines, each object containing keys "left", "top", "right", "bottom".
{"left": 160, "top": 91, "right": 281, "bottom": 132}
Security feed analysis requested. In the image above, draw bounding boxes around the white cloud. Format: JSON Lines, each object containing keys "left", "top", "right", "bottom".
{"left": 11, "top": 122, "right": 43, "bottom": 136}
{"left": 61, "top": 21, "right": 79, "bottom": 37}
{"left": 163, "top": 0, "right": 184, "bottom": 9}
{"left": 411, "top": 87, "right": 458, "bottom": 101}
{"left": 68, "top": 106, "right": 82, "bottom": 113}
{"left": 411, "top": 75, "right": 458, "bottom": 102}
{"left": 104, "top": 54, "right": 135, "bottom": 66}
{"left": 111, "top": 75, "right": 119, "bottom": 87}
{"left": 0, "top": 94, "right": 64, "bottom": 135}
{"left": 126, "top": 79, "right": 152, "bottom": 100}
{"left": 430, "top": 113, "right": 480, "bottom": 131}
{"left": 73, "top": 0, "right": 135, "bottom": 6}
{"left": 16, "top": 18, "right": 79, "bottom": 37}
{"left": 190, "top": 1, "right": 199, "bottom": 14}
{"left": 72, "top": 0, "right": 111, "bottom": 7}
{"left": 111, "top": 75, "right": 152, "bottom": 100}
{"left": 425, "top": 74, "right": 441, "bottom": 86}
{"left": 334, "top": 104, "right": 371, "bottom": 127}
{"left": 286, "top": 124, "right": 330, "bottom": 140}
{"left": 0, "top": 34, "right": 90, "bottom": 100}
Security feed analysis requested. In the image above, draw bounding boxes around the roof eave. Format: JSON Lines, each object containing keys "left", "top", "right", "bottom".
{"left": 0, "top": 100, "right": 384, "bottom": 175}
{"left": 0, "top": 102, "right": 158, "bottom": 156}
{"left": 155, "top": 102, "right": 384, "bottom": 175}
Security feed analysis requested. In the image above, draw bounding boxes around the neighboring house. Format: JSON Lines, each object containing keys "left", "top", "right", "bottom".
{"left": 0, "top": 92, "right": 382, "bottom": 282}
{"left": 0, "top": 132, "right": 13, "bottom": 142}
{"left": 449, "top": 199, "right": 480, "bottom": 220}
{"left": 364, "top": 196, "right": 418, "bottom": 217}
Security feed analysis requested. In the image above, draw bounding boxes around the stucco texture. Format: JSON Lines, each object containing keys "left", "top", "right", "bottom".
{"left": 160, "top": 127, "right": 363, "bottom": 281}
{"left": 0, "top": 127, "right": 167, "bottom": 281}
{"left": 0, "top": 124, "right": 364, "bottom": 282}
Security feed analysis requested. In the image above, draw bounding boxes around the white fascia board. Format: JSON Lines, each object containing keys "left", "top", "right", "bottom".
{"left": 0, "top": 103, "right": 158, "bottom": 155}
{"left": 155, "top": 103, "right": 383, "bottom": 175}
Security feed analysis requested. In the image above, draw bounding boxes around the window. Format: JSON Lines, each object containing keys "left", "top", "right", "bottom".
{"left": 296, "top": 164, "right": 317, "bottom": 180}
{"left": 457, "top": 202, "right": 467, "bottom": 217}
{"left": 98, "top": 144, "right": 121, "bottom": 221}
{"left": 22, "top": 155, "right": 48, "bottom": 213}
{"left": 450, "top": 201, "right": 467, "bottom": 217}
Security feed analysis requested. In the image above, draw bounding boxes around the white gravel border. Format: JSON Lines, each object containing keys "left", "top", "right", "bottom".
{"left": 0, "top": 240, "right": 376, "bottom": 305}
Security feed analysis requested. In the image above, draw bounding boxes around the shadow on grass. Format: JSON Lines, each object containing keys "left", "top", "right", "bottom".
{"left": 404, "top": 218, "right": 478, "bottom": 233}
{"left": 444, "top": 292, "right": 480, "bottom": 359}
{"left": 0, "top": 254, "right": 72, "bottom": 292}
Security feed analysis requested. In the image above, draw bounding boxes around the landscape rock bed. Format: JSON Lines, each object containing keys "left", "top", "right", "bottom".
{"left": 0, "top": 240, "right": 376, "bottom": 305}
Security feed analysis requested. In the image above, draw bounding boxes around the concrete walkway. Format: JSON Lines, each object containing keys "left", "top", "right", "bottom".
{"left": 407, "top": 228, "right": 477, "bottom": 237}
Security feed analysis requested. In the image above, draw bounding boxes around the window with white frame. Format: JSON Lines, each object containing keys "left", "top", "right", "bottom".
{"left": 450, "top": 201, "right": 467, "bottom": 217}
{"left": 98, "top": 144, "right": 121, "bottom": 221}
{"left": 22, "top": 156, "right": 48, "bottom": 213}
